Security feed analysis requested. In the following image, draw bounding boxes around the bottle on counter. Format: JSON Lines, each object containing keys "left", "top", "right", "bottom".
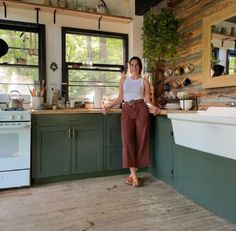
{"left": 51, "top": 88, "right": 59, "bottom": 107}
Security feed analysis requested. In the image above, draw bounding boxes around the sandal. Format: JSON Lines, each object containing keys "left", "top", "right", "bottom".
{"left": 132, "top": 177, "right": 143, "bottom": 187}
{"left": 125, "top": 176, "right": 133, "bottom": 186}
{"left": 125, "top": 176, "right": 142, "bottom": 187}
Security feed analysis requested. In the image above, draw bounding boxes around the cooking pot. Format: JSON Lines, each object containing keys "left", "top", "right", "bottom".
{"left": 7, "top": 90, "right": 24, "bottom": 110}
{"left": 0, "top": 38, "right": 9, "bottom": 58}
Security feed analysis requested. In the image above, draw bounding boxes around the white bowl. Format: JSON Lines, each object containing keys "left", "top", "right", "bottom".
{"left": 164, "top": 103, "right": 180, "bottom": 110}
{"left": 180, "top": 100, "right": 192, "bottom": 111}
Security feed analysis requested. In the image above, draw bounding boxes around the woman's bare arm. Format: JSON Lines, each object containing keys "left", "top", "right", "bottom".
{"left": 102, "top": 76, "right": 125, "bottom": 115}
{"left": 143, "top": 78, "right": 161, "bottom": 115}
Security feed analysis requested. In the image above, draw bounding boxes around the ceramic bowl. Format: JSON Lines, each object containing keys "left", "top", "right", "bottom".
{"left": 179, "top": 99, "right": 193, "bottom": 111}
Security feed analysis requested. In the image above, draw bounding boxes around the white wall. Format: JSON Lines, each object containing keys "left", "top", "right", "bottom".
{"left": 0, "top": 0, "right": 143, "bottom": 102}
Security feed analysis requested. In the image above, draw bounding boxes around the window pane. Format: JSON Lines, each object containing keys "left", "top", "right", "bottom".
{"left": 229, "top": 56, "right": 236, "bottom": 74}
{"left": 69, "top": 86, "right": 119, "bottom": 103}
{"left": 68, "top": 70, "right": 120, "bottom": 101}
{"left": 0, "top": 66, "right": 38, "bottom": 94}
{"left": 0, "top": 30, "right": 38, "bottom": 65}
{"left": 66, "top": 34, "right": 124, "bottom": 65}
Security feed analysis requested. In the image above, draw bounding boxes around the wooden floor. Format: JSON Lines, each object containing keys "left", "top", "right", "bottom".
{"left": 1, "top": 173, "right": 236, "bottom": 231}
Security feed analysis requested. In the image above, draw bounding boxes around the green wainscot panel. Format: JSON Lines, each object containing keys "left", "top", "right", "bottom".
{"left": 153, "top": 115, "right": 236, "bottom": 224}
{"left": 153, "top": 116, "right": 174, "bottom": 185}
{"left": 173, "top": 144, "right": 236, "bottom": 224}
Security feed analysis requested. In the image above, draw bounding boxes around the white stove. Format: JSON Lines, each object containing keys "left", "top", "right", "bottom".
{"left": 0, "top": 110, "right": 31, "bottom": 189}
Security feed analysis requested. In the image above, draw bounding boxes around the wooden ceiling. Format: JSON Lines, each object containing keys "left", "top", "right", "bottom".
{"left": 135, "top": 0, "right": 163, "bottom": 15}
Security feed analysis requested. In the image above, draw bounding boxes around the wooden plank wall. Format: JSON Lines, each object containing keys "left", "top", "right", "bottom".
{"left": 153, "top": 0, "right": 236, "bottom": 109}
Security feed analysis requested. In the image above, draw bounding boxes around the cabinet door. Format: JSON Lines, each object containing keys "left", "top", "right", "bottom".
{"left": 71, "top": 126, "right": 103, "bottom": 174}
{"left": 33, "top": 126, "right": 71, "bottom": 178}
{"left": 104, "top": 114, "right": 122, "bottom": 170}
{"left": 154, "top": 116, "right": 174, "bottom": 185}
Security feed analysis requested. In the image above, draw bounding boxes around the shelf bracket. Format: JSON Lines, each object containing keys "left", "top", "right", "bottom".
{"left": 35, "top": 7, "right": 40, "bottom": 24}
{"left": 53, "top": 9, "right": 57, "bottom": 24}
{"left": 98, "top": 16, "right": 103, "bottom": 30}
{"left": 3, "top": 1, "right": 7, "bottom": 18}
{"left": 221, "top": 38, "right": 229, "bottom": 47}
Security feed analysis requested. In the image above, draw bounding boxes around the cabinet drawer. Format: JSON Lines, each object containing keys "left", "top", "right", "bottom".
{"left": 32, "top": 114, "right": 103, "bottom": 127}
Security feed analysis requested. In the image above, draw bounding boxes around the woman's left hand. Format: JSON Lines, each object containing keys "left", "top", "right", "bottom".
{"left": 102, "top": 105, "right": 109, "bottom": 115}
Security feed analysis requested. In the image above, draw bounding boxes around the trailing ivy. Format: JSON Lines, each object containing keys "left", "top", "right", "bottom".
{"left": 142, "top": 8, "right": 181, "bottom": 71}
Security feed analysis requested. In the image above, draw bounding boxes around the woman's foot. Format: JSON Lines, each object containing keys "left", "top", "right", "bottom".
{"left": 125, "top": 175, "right": 142, "bottom": 187}
{"left": 125, "top": 175, "right": 133, "bottom": 186}
{"left": 132, "top": 176, "right": 142, "bottom": 187}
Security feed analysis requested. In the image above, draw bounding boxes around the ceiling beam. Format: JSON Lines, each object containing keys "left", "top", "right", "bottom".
{"left": 135, "top": 0, "right": 163, "bottom": 15}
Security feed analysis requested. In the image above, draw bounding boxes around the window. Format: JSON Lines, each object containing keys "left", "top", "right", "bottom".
{"left": 226, "top": 49, "right": 236, "bottom": 74}
{"left": 62, "top": 27, "right": 128, "bottom": 103}
{"left": 0, "top": 20, "right": 46, "bottom": 96}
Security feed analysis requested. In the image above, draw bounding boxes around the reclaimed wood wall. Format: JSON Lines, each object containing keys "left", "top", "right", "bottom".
{"left": 153, "top": 0, "right": 236, "bottom": 109}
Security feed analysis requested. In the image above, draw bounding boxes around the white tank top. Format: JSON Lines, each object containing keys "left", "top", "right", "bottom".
{"left": 123, "top": 76, "right": 144, "bottom": 101}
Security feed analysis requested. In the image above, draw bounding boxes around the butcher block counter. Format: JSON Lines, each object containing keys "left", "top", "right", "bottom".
{"left": 30, "top": 108, "right": 195, "bottom": 115}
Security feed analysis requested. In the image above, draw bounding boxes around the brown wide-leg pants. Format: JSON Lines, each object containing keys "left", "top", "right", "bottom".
{"left": 121, "top": 101, "right": 151, "bottom": 168}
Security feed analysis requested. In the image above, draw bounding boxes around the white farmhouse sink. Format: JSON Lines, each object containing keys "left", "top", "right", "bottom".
{"left": 167, "top": 107, "right": 236, "bottom": 160}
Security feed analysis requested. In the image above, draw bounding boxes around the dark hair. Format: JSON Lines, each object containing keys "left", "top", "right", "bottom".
{"left": 129, "top": 56, "right": 143, "bottom": 75}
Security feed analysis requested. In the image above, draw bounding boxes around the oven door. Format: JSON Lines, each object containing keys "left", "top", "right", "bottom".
{"left": 0, "top": 122, "right": 31, "bottom": 171}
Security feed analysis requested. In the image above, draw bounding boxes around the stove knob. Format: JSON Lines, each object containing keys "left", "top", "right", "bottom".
{"left": 9, "top": 115, "right": 15, "bottom": 121}
{"left": 17, "top": 115, "right": 22, "bottom": 121}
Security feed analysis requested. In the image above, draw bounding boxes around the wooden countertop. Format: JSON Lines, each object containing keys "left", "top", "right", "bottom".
{"left": 31, "top": 108, "right": 197, "bottom": 115}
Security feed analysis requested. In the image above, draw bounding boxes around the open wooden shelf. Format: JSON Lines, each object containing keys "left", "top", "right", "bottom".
{"left": 212, "top": 32, "right": 236, "bottom": 42}
{"left": 0, "top": 0, "right": 132, "bottom": 24}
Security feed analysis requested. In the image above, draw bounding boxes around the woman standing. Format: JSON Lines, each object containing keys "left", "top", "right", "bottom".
{"left": 102, "top": 56, "right": 161, "bottom": 187}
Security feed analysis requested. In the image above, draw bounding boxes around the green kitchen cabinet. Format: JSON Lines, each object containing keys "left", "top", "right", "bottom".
{"left": 71, "top": 125, "right": 103, "bottom": 174}
{"left": 32, "top": 125, "right": 71, "bottom": 178}
{"left": 32, "top": 114, "right": 103, "bottom": 180}
{"left": 104, "top": 114, "right": 123, "bottom": 170}
{"left": 153, "top": 116, "right": 174, "bottom": 185}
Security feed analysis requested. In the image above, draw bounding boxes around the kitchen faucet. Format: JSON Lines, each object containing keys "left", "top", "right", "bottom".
{"left": 218, "top": 94, "right": 236, "bottom": 107}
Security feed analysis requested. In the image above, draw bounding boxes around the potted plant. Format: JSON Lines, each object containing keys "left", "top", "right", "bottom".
{"left": 142, "top": 8, "right": 181, "bottom": 72}
{"left": 142, "top": 7, "right": 181, "bottom": 105}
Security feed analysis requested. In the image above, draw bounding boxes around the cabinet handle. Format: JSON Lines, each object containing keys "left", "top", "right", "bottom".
{"left": 67, "top": 119, "right": 79, "bottom": 121}
{"left": 170, "top": 131, "right": 174, "bottom": 136}
{"left": 72, "top": 128, "right": 75, "bottom": 139}
{"left": 68, "top": 128, "right": 71, "bottom": 139}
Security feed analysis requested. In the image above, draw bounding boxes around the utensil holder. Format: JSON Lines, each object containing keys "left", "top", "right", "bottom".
{"left": 32, "top": 97, "right": 43, "bottom": 110}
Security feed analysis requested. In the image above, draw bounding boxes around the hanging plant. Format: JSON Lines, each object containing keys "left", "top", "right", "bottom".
{"left": 142, "top": 8, "right": 181, "bottom": 72}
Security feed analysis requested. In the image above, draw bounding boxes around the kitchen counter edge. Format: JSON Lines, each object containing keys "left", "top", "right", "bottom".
{"left": 30, "top": 108, "right": 197, "bottom": 115}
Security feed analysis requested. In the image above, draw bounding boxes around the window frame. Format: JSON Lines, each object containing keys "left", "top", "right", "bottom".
{"left": 0, "top": 19, "right": 46, "bottom": 84}
{"left": 61, "top": 27, "right": 128, "bottom": 101}
{"left": 226, "top": 49, "right": 236, "bottom": 74}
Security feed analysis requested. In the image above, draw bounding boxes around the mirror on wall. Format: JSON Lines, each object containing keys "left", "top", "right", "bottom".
{"left": 202, "top": 4, "right": 236, "bottom": 88}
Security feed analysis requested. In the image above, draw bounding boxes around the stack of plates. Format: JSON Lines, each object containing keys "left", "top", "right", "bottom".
{"left": 164, "top": 103, "right": 180, "bottom": 110}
